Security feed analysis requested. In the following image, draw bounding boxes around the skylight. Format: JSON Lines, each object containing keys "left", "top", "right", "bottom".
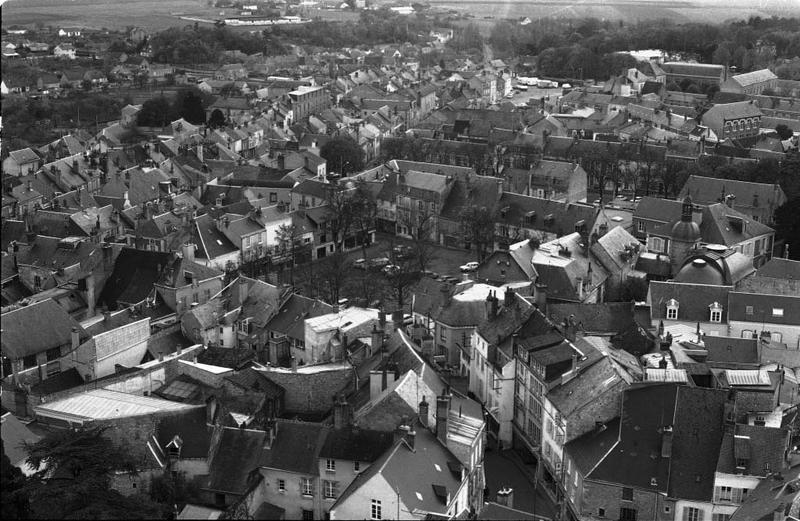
{"left": 415, "top": 492, "right": 423, "bottom": 501}
{"left": 434, "top": 464, "right": 441, "bottom": 472}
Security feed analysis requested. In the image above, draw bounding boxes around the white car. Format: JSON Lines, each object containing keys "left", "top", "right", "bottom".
{"left": 460, "top": 261, "right": 479, "bottom": 272}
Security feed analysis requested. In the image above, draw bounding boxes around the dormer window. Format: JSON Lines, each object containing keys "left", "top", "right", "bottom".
{"left": 666, "top": 299, "right": 679, "bottom": 320}
{"left": 709, "top": 302, "right": 723, "bottom": 323}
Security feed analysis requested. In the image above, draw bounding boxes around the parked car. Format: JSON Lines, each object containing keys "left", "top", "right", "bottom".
{"left": 382, "top": 264, "right": 400, "bottom": 276}
{"left": 369, "top": 257, "right": 391, "bottom": 271}
{"left": 460, "top": 261, "right": 479, "bottom": 272}
{"left": 392, "top": 245, "right": 413, "bottom": 259}
{"left": 353, "top": 258, "right": 367, "bottom": 270}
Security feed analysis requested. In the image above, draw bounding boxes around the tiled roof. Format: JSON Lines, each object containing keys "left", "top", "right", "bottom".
{"left": 704, "top": 336, "right": 759, "bottom": 365}
{"left": 1, "top": 298, "right": 87, "bottom": 359}
{"left": 633, "top": 197, "right": 685, "bottom": 223}
{"left": 699, "top": 203, "right": 774, "bottom": 246}
{"left": 680, "top": 174, "right": 786, "bottom": 211}
{"left": 716, "top": 424, "right": 790, "bottom": 477}
{"left": 662, "top": 62, "right": 725, "bottom": 79}
{"left": 730, "top": 69, "right": 778, "bottom": 87}
{"left": 547, "top": 302, "right": 637, "bottom": 334}
{"left": 206, "top": 426, "right": 265, "bottom": 494}
{"left": 754, "top": 258, "right": 800, "bottom": 280}
{"left": 564, "top": 417, "right": 620, "bottom": 475}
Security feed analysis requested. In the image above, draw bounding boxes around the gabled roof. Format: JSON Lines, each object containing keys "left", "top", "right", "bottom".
{"left": 589, "top": 384, "right": 728, "bottom": 502}
{"left": 698, "top": 203, "right": 774, "bottom": 245}
{"left": 704, "top": 336, "right": 759, "bottom": 365}
{"left": 755, "top": 258, "right": 800, "bottom": 280}
{"left": 564, "top": 417, "right": 620, "bottom": 475}
{"left": 1, "top": 298, "right": 87, "bottom": 359}
{"left": 266, "top": 293, "right": 334, "bottom": 340}
{"left": 496, "top": 192, "right": 597, "bottom": 236}
{"left": 332, "top": 424, "right": 464, "bottom": 517}
{"left": 716, "top": 423, "right": 789, "bottom": 477}
{"left": 547, "top": 302, "right": 637, "bottom": 335}
{"left": 633, "top": 197, "right": 685, "bottom": 223}
{"left": 258, "top": 420, "right": 330, "bottom": 475}
{"left": 729, "top": 69, "right": 778, "bottom": 88}
{"left": 679, "top": 175, "right": 786, "bottom": 211}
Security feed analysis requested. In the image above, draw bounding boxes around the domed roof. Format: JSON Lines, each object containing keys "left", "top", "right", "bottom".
{"left": 671, "top": 219, "right": 701, "bottom": 242}
{"left": 675, "top": 258, "right": 725, "bottom": 285}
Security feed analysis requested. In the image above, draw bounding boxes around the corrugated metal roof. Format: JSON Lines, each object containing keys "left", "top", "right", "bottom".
{"left": 34, "top": 389, "right": 197, "bottom": 421}
{"left": 645, "top": 368, "right": 688, "bottom": 383}
{"left": 725, "top": 370, "right": 771, "bottom": 386}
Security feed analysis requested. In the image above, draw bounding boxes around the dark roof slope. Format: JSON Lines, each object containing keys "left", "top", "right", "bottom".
{"left": 565, "top": 417, "right": 621, "bottom": 475}
{"left": 259, "top": 420, "right": 329, "bottom": 475}
{"left": 98, "top": 248, "right": 171, "bottom": 310}
{"left": 155, "top": 406, "right": 212, "bottom": 459}
{"left": 206, "top": 427, "right": 265, "bottom": 494}
{"left": 1, "top": 298, "right": 87, "bottom": 359}
{"left": 319, "top": 426, "right": 394, "bottom": 463}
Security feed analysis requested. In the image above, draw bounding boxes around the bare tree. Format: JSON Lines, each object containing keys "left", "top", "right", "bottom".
{"left": 460, "top": 205, "right": 497, "bottom": 262}
{"left": 350, "top": 179, "right": 378, "bottom": 262}
{"left": 275, "top": 223, "right": 309, "bottom": 287}
{"left": 315, "top": 251, "right": 350, "bottom": 304}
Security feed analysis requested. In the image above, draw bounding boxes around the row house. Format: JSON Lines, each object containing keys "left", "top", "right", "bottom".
{"left": 701, "top": 101, "right": 763, "bottom": 141}
{"left": 720, "top": 69, "right": 778, "bottom": 96}
{"left": 154, "top": 245, "right": 224, "bottom": 316}
{"left": 501, "top": 160, "right": 589, "bottom": 204}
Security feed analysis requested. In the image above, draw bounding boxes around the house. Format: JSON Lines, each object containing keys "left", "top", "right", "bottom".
{"left": 471, "top": 289, "right": 536, "bottom": 446}
{"left": 264, "top": 293, "right": 334, "bottom": 366}
{"left": 53, "top": 43, "right": 76, "bottom": 59}
{"left": 589, "top": 225, "right": 643, "bottom": 301}
{"left": 192, "top": 214, "right": 239, "bottom": 273}
{"left": 329, "top": 421, "right": 472, "bottom": 520}
{"left": 701, "top": 101, "right": 763, "bottom": 141}
{"left": 720, "top": 69, "right": 779, "bottom": 95}
{"left": 678, "top": 175, "right": 786, "bottom": 226}
{"left": 288, "top": 85, "right": 330, "bottom": 121}
{"left": 501, "top": 160, "right": 588, "bottom": 203}
{"left": 645, "top": 196, "right": 774, "bottom": 274}
{"left": 3, "top": 147, "right": 42, "bottom": 176}
{"left": 153, "top": 246, "right": 224, "bottom": 315}
{"left": 576, "top": 384, "right": 728, "bottom": 521}
{"left": 391, "top": 169, "right": 454, "bottom": 242}
{"left": 493, "top": 193, "right": 599, "bottom": 250}
{"left": 0, "top": 297, "right": 88, "bottom": 381}
{"left": 300, "top": 306, "right": 380, "bottom": 365}
{"left": 727, "top": 465, "right": 800, "bottom": 521}
{"left": 661, "top": 62, "right": 728, "bottom": 87}
{"left": 727, "top": 271, "right": 800, "bottom": 348}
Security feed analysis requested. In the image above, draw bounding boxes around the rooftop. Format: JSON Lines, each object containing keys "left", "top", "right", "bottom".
{"left": 34, "top": 389, "right": 199, "bottom": 422}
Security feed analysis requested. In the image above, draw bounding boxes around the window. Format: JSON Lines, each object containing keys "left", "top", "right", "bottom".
{"left": 22, "top": 354, "right": 37, "bottom": 369}
{"left": 215, "top": 493, "right": 226, "bottom": 507}
{"left": 326, "top": 459, "right": 336, "bottom": 472}
{"left": 302, "top": 510, "right": 314, "bottom": 521}
{"left": 46, "top": 347, "right": 61, "bottom": 362}
{"left": 719, "top": 486, "right": 733, "bottom": 501}
{"left": 683, "top": 506, "right": 701, "bottom": 521}
{"left": 598, "top": 508, "right": 605, "bottom": 517}
{"left": 354, "top": 461, "right": 360, "bottom": 472}
{"left": 621, "top": 487, "right": 634, "bottom": 501}
{"left": 278, "top": 479, "right": 285, "bottom": 492}
{"left": 666, "top": 299, "right": 679, "bottom": 320}
{"left": 637, "top": 220, "right": 646, "bottom": 233}
{"left": 270, "top": 192, "right": 277, "bottom": 203}
{"left": 620, "top": 507, "right": 637, "bottom": 521}
{"left": 651, "top": 237, "right": 664, "bottom": 252}
{"left": 324, "top": 480, "right": 338, "bottom": 499}
{"left": 301, "top": 477, "right": 313, "bottom": 496}
{"left": 371, "top": 499, "right": 382, "bottom": 520}
{"left": 772, "top": 308, "right": 784, "bottom": 317}
{"left": 712, "top": 515, "right": 731, "bottom": 521}
{"left": 745, "top": 306, "right": 754, "bottom": 315}
{"left": 439, "top": 327, "right": 446, "bottom": 341}
{"left": 771, "top": 332, "right": 782, "bottom": 342}
{"left": 741, "top": 329, "right": 754, "bottom": 339}
{"left": 709, "top": 302, "right": 722, "bottom": 323}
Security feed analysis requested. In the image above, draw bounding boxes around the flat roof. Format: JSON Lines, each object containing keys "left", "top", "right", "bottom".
{"left": 178, "top": 359, "right": 235, "bottom": 375}
{"left": 34, "top": 389, "right": 198, "bottom": 422}
{"left": 305, "top": 307, "right": 379, "bottom": 333}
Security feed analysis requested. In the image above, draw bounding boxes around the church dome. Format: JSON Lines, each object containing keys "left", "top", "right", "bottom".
{"left": 671, "top": 195, "right": 701, "bottom": 242}
{"left": 675, "top": 258, "right": 725, "bottom": 285}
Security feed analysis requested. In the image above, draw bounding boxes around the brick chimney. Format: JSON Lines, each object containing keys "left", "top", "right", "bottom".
{"left": 71, "top": 326, "right": 80, "bottom": 349}
{"left": 419, "top": 396, "right": 429, "bottom": 429}
{"left": 370, "top": 323, "right": 383, "bottom": 356}
{"left": 333, "top": 394, "right": 352, "bottom": 430}
{"left": 435, "top": 394, "right": 450, "bottom": 445}
{"left": 496, "top": 488, "right": 514, "bottom": 509}
{"left": 182, "top": 242, "right": 195, "bottom": 263}
{"left": 504, "top": 286, "right": 514, "bottom": 308}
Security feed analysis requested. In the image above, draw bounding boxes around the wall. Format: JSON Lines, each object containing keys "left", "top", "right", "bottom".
{"left": 317, "top": 456, "right": 368, "bottom": 517}
{"left": 729, "top": 320, "right": 800, "bottom": 349}
{"left": 331, "top": 473, "right": 414, "bottom": 520}
{"left": 176, "top": 360, "right": 233, "bottom": 388}
{"left": 92, "top": 318, "right": 151, "bottom": 379}
{"left": 260, "top": 365, "right": 353, "bottom": 415}
{"left": 581, "top": 479, "right": 674, "bottom": 521}
{"left": 258, "top": 468, "right": 320, "bottom": 520}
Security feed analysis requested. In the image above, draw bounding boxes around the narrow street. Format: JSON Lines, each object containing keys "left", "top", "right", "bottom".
{"left": 483, "top": 447, "right": 559, "bottom": 520}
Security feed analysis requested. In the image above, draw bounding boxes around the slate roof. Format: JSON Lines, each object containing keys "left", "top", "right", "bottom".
{"left": 662, "top": 62, "right": 725, "bottom": 79}
{"left": 439, "top": 175, "right": 501, "bottom": 222}
{"left": 564, "top": 417, "right": 620, "bottom": 475}
{"left": 633, "top": 197, "right": 685, "bottom": 223}
{"left": 267, "top": 293, "right": 334, "bottom": 341}
{"left": 696, "top": 203, "right": 774, "bottom": 246}
{"left": 155, "top": 406, "right": 212, "bottom": 459}
{"left": 728, "top": 289, "right": 800, "bottom": 326}
{"left": 194, "top": 214, "right": 238, "bottom": 261}
{"left": 206, "top": 427, "right": 265, "bottom": 495}
{"left": 97, "top": 247, "right": 170, "bottom": 310}
{"left": 679, "top": 175, "right": 786, "bottom": 213}
{"left": 755, "top": 258, "right": 800, "bottom": 280}
{"left": 648, "top": 281, "right": 733, "bottom": 322}
{"left": 716, "top": 424, "right": 790, "bottom": 477}
{"left": 224, "top": 368, "right": 285, "bottom": 399}
{"left": 159, "top": 255, "right": 223, "bottom": 288}
{"left": 259, "top": 420, "right": 330, "bottom": 475}
{"left": 496, "top": 192, "right": 597, "bottom": 237}
{"left": 547, "top": 302, "right": 637, "bottom": 334}
{"left": 704, "top": 336, "right": 759, "bottom": 365}
{"left": 319, "top": 426, "right": 394, "bottom": 463}
{"left": 548, "top": 354, "right": 630, "bottom": 421}
{"left": 333, "top": 424, "right": 463, "bottom": 516}
{"left": 1, "top": 298, "right": 87, "bottom": 359}
{"left": 588, "top": 384, "right": 728, "bottom": 502}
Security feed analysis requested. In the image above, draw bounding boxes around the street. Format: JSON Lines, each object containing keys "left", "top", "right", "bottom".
{"left": 483, "top": 447, "right": 559, "bottom": 520}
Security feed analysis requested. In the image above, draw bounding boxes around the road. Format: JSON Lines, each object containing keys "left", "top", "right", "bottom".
{"left": 483, "top": 448, "right": 559, "bottom": 520}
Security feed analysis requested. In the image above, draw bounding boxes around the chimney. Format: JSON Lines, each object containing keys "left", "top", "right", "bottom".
{"left": 576, "top": 276, "right": 584, "bottom": 300}
{"left": 379, "top": 310, "right": 387, "bottom": 330}
{"left": 277, "top": 154, "right": 285, "bottom": 171}
{"left": 71, "top": 326, "right": 80, "bottom": 349}
{"left": 369, "top": 370, "right": 383, "bottom": 401}
{"left": 419, "top": 396, "right": 429, "bottom": 428}
{"left": 564, "top": 316, "right": 576, "bottom": 342}
{"left": 264, "top": 419, "right": 278, "bottom": 449}
{"left": 496, "top": 488, "right": 514, "bottom": 509}
{"left": 504, "top": 286, "right": 514, "bottom": 308}
{"left": 407, "top": 428, "right": 416, "bottom": 451}
{"left": 370, "top": 323, "right": 383, "bottom": 356}
{"left": 333, "top": 395, "right": 352, "bottom": 430}
{"left": 103, "top": 310, "right": 111, "bottom": 322}
{"left": 661, "top": 425, "right": 673, "bottom": 458}
{"left": 86, "top": 275, "right": 96, "bottom": 318}
{"left": 571, "top": 351, "right": 578, "bottom": 373}
{"left": 182, "top": 242, "right": 195, "bottom": 263}
{"left": 290, "top": 356, "right": 297, "bottom": 372}
{"left": 238, "top": 277, "right": 248, "bottom": 305}
{"left": 535, "top": 283, "right": 547, "bottom": 312}
{"left": 435, "top": 394, "right": 450, "bottom": 445}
